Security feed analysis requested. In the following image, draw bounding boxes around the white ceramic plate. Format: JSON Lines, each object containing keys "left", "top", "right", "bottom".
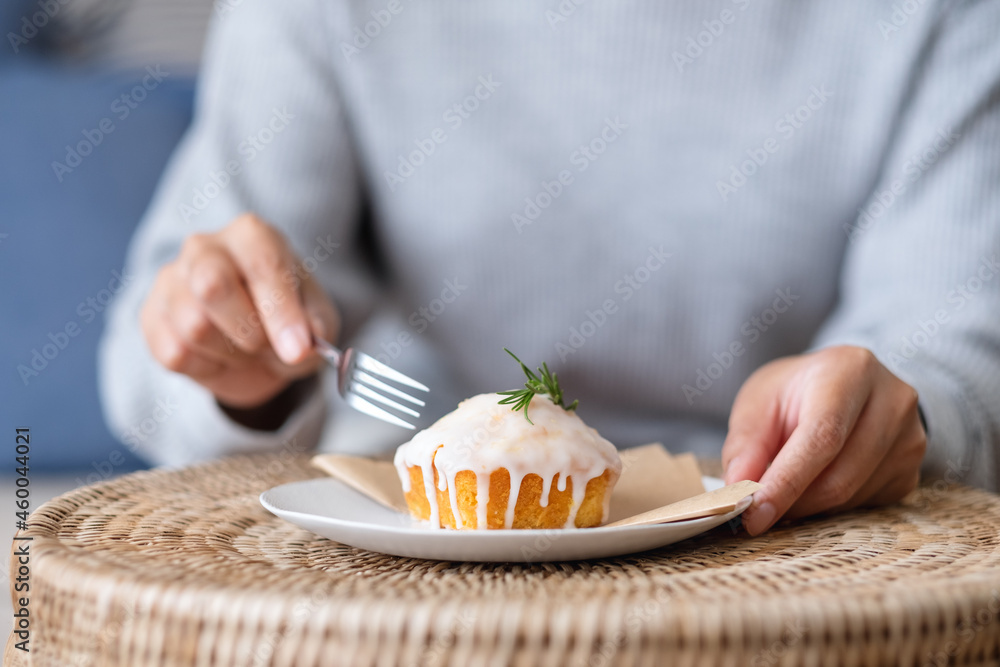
{"left": 260, "top": 476, "right": 752, "bottom": 563}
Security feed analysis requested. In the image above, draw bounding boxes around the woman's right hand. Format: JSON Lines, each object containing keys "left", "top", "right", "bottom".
{"left": 141, "top": 214, "right": 340, "bottom": 411}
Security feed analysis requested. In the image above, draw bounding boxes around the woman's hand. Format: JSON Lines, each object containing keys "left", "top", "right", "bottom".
{"left": 141, "top": 214, "right": 340, "bottom": 411}
{"left": 722, "top": 345, "right": 927, "bottom": 535}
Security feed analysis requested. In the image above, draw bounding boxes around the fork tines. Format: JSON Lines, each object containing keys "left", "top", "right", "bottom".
{"left": 347, "top": 352, "right": 429, "bottom": 430}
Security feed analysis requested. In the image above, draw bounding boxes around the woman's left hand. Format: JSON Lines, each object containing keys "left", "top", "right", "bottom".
{"left": 722, "top": 345, "right": 927, "bottom": 535}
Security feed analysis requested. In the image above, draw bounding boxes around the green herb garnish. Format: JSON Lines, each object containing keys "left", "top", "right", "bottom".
{"left": 497, "top": 348, "right": 578, "bottom": 424}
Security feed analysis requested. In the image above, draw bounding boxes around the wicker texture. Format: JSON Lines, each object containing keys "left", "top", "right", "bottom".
{"left": 7, "top": 454, "right": 1000, "bottom": 667}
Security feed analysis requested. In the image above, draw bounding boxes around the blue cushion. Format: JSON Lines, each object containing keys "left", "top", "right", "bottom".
{"left": 0, "top": 56, "right": 194, "bottom": 472}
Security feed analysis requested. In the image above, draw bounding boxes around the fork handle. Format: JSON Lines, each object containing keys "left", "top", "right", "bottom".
{"left": 313, "top": 336, "right": 342, "bottom": 365}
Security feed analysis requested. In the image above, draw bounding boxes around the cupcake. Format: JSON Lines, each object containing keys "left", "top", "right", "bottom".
{"left": 393, "top": 352, "right": 621, "bottom": 530}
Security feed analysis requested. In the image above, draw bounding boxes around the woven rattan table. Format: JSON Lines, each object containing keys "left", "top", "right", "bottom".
{"left": 6, "top": 454, "right": 1000, "bottom": 666}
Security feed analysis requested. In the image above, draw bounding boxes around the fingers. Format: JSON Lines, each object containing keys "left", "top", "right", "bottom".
{"left": 851, "top": 400, "right": 926, "bottom": 508}
{"left": 141, "top": 274, "right": 225, "bottom": 381}
{"left": 301, "top": 272, "right": 341, "bottom": 344}
{"left": 140, "top": 214, "right": 341, "bottom": 410}
{"left": 178, "top": 235, "right": 265, "bottom": 354}
{"left": 784, "top": 390, "right": 895, "bottom": 519}
{"left": 166, "top": 274, "right": 255, "bottom": 367}
{"left": 722, "top": 366, "right": 786, "bottom": 485}
{"left": 787, "top": 364, "right": 924, "bottom": 518}
{"left": 741, "top": 350, "right": 876, "bottom": 535}
{"left": 721, "top": 346, "right": 926, "bottom": 535}
{"left": 221, "top": 215, "right": 313, "bottom": 365}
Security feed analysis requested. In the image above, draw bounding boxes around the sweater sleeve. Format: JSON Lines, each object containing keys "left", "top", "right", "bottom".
{"left": 811, "top": 0, "right": 1000, "bottom": 491}
{"left": 98, "top": 0, "right": 379, "bottom": 466}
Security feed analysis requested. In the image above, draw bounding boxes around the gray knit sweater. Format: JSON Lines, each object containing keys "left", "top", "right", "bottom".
{"left": 99, "top": 0, "right": 1000, "bottom": 491}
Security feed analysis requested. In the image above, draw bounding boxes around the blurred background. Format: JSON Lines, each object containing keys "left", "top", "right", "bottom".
{"left": 2, "top": 0, "right": 213, "bottom": 472}
{"left": 2, "top": 0, "right": 214, "bottom": 631}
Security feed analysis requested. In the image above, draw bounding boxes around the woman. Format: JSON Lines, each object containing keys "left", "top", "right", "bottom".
{"left": 99, "top": 0, "right": 1000, "bottom": 535}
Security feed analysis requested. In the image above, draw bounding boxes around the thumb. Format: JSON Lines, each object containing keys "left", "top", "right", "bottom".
{"left": 722, "top": 372, "right": 784, "bottom": 485}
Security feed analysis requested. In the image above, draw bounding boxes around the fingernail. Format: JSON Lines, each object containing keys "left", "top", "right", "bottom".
{"left": 745, "top": 500, "right": 776, "bottom": 536}
{"left": 276, "top": 325, "right": 309, "bottom": 364}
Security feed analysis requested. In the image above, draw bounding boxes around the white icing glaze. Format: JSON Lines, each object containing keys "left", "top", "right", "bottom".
{"left": 419, "top": 461, "right": 438, "bottom": 527}
{"left": 393, "top": 393, "right": 622, "bottom": 530}
{"left": 475, "top": 472, "right": 490, "bottom": 530}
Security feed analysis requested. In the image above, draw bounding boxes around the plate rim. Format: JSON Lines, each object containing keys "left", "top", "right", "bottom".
{"left": 260, "top": 475, "right": 752, "bottom": 538}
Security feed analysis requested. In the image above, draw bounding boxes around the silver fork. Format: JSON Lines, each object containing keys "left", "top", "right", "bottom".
{"left": 313, "top": 336, "right": 429, "bottom": 429}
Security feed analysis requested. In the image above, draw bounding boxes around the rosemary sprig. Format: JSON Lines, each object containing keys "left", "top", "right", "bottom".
{"left": 497, "top": 348, "right": 578, "bottom": 424}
